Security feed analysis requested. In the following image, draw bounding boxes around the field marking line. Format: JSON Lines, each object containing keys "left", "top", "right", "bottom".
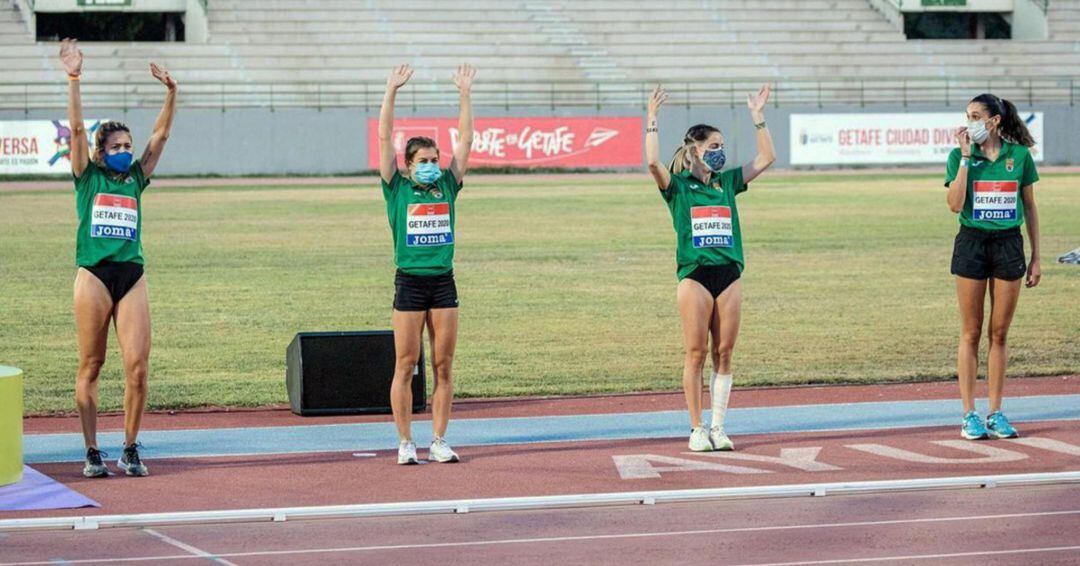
{"left": 141, "top": 528, "right": 239, "bottom": 566}
{"left": 735, "top": 545, "right": 1080, "bottom": 565}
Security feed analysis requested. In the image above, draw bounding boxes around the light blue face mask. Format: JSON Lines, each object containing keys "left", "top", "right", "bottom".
{"left": 702, "top": 148, "right": 726, "bottom": 172}
{"left": 413, "top": 162, "right": 442, "bottom": 185}
{"left": 104, "top": 151, "right": 133, "bottom": 174}
{"left": 967, "top": 119, "right": 991, "bottom": 144}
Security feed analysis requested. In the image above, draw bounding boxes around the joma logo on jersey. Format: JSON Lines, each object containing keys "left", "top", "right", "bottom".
{"left": 90, "top": 193, "right": 138, "bottom": 241}
{"left": 972, "top": 180, "right": 1018, "bottom": 221}
{"left": 690, "top": 206, "right": 733, "bottom": 248}
{"left": 406, "top": 202, "right": 453, "bottom": 247}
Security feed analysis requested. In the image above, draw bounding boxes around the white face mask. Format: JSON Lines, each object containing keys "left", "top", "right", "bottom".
{"left": 967, "top": 119, "right": 991, "bottom": 144}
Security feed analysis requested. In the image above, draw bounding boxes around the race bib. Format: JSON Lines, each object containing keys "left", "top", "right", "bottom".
{"left": 91, "top": 193, "right": 138, "bottom": 241}
{"left": 972, "top": 180, "right": 1018, "bottom": 221}
{"left": 691, "top": 206, "right": 733, "bottom": 248}
{"left": 406, "top": 202, "right": 453, "bottom": 247}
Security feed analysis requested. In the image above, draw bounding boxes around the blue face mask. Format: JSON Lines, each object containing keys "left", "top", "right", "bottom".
{"left": 104, "top": 151, "right": 133, "bottom": 174}
{"left": 702, "top": 148, "right": 726, "bottom": 172}
{"left": 413, "top": 162, "right": 442, "bottom": 185}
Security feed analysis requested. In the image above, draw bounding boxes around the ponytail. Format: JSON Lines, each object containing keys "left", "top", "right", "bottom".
{"left": 668, "top": 145, "right": 691, "bottom": 174}
{"left": 970, "top": 93, "right": 1035, "bottom": 147}
{"left": 997, "top": 98, "right": 1036, "bottom": 147}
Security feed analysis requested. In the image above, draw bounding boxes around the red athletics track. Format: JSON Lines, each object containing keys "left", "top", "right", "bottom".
{"left": 4, "top": 376, "right": 1079, "bottom": 565}
{"left": 4, "top": 484, "right": 1079, "bottom": 564}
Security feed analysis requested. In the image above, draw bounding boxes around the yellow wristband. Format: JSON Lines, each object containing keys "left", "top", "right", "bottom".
{"left": 67, "top": 74, "right": 80, "bottom": 82}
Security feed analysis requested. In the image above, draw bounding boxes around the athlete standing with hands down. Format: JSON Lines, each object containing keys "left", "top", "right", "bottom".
{"left": 945, "top": 94, "right": 1041, "bottom": 441}
{"left": 378, "top": 64, "right": 475, "bottom": 465}
{"left": 645, "top": 84, "right": 775, "bottom": 452}
{"left": 61, "top": 39, "right": 177, "bottom": 477}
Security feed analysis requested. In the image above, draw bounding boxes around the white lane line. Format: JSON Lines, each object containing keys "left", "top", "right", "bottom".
{"left": 735, "top": 545, "right": 1080, "bottom": 565}
{"left": 2, "top": 509, "right": 1077, "bottom": 565}
{"left": 141, "top": 528, "right": 239, "bottom": 566}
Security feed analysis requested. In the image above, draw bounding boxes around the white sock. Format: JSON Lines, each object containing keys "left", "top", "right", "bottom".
{"left": 710, "top": 373, "right": 733, "bottom": 429}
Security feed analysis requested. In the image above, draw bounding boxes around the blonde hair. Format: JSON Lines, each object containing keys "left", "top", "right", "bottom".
{"left": 669, "top": 124, "right": 721, "bottom": 174}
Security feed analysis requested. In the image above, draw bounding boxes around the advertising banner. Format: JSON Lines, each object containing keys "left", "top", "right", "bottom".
{"left": 0, "top": 119, "right": 106, "bottom": 175}
{"left": 790, "top": 112, "right": 1043, "bottom": 165}
{"left": 367, "top": 116, "right": 642, "bottom": 169}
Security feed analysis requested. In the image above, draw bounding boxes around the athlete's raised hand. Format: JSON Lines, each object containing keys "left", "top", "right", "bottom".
{"left": 387, "top": 64, "right": 413, "bottom": 92}
{"left": 747, "top": 84, "right": 770, "bottom": 118}
{"left": 452, "top": 64, "right": 476, "bottom": 94}
{"left": 59, "top": 38, "right": 83, "bottom": 77}
{"left": 647, "top": 84, "right": 668, "bottom": 118}
{"left": 149, "top": 63, "right": 177, "bottom": 90}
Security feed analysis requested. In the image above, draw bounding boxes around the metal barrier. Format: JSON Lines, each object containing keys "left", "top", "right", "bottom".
{"left": 1, "top": 77, "right": 1074, "bottom": 112}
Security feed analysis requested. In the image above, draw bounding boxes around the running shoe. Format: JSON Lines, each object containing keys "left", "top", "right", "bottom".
{"left": 709, "top": 426, "right": 734, "bottom": 451}
{"left": 961, "top": 411, "right": 989, "bottom": 440}
{"left": 429, "top": 437, "right": 460, "bottom": 463}
{"left": 986, "top": 411, "right": 1019, "bottom": 439}
{"left": 398, "top": 440, "right": 419, "bottom": 465}
{"left": 83, "top": 447, "right": 109, "bottom": 478}
{"left": 117, "top": 443, "right": 149, "bottom": 477}
{"left": 689, "top": 426, "right": 713, "bottom": 452}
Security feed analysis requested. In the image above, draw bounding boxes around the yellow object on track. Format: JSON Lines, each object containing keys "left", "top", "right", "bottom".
{"left": 0, "top": 365, "right": 24, "bottom": 486}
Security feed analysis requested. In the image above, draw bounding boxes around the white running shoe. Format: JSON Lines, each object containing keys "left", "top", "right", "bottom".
{"left": 397, "top": 440, "right": 419, "bottom": 465}
{"left": 688, "top": 427, "right": 713, "bottom": 452}
{"left": 709, "top": 426, "right": 734, "bottom": 451}
{"left": 429, "top": 437, "right": 460, "bottom": 463}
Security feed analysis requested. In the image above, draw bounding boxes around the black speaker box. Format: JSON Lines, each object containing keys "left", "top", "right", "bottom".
{"left": 286, "top": 330, "right": 425, "bottom": 416}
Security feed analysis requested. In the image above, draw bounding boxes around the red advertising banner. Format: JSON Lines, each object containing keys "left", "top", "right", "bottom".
{"left": 367, "top": 116, "right": 642, "bottom": 169}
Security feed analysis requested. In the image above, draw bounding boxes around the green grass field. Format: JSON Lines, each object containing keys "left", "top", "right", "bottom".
{"left": 2, "top": 172, "right": 1077, "bottom": 414}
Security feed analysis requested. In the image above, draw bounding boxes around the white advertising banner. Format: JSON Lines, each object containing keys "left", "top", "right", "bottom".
{"left": 790, "top": 112, "right": 1044, "bottom": 165}
{"left": 0, "top": 119, "right": 107, "bottom": 175}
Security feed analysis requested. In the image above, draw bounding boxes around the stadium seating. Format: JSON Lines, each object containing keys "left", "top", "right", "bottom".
{"left": 1, "top": 0, "right": 1078, "bottom": 107}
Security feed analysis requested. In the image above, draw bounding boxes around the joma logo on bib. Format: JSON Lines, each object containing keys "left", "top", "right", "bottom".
{"left": 691, "top": 206, "right": 733, "bottom": 248}
{"left": 972, "top": 180, "right": 1018, "bottom": 221}
{"left": 406, "top": 202, "right": 453, "bottom": 247}
{"left": 91, "top": 193, "right": 138, "bottom": 241}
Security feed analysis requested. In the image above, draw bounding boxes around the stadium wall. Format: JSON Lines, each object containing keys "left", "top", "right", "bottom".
{"left": 2, "top": 104, "right": 1076, "bottom": 176}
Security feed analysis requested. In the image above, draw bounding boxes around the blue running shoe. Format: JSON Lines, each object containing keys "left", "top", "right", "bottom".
{"left": 961, "top": 411, "right": 989, "bottom": 440}
{"left": 986, "top": 411, "right": 1019, "bottom": 439}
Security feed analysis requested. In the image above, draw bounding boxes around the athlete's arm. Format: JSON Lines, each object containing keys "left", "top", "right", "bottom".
{"left": 379, "top": 65, "right": 413, "bottom": 184}
{"left": 449, "top": 64, "right": 475, "bottom": 182}
{"left": 140, "top": 63, "right": 177, "bottom": 178}
{"left": 741, "top": 84, "right": 775, "bottom": 184}
{"left": 60, "top": 39, "right": 89, "bottom": 178}
{"left": 645, "top": 84, "right": 670, "bottom": 190}
{"left": 1021, "top": 184, "right": 1041, "bottom": 288}
{"left": 947, "top": 127, "right": 971, "bottom": 213}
